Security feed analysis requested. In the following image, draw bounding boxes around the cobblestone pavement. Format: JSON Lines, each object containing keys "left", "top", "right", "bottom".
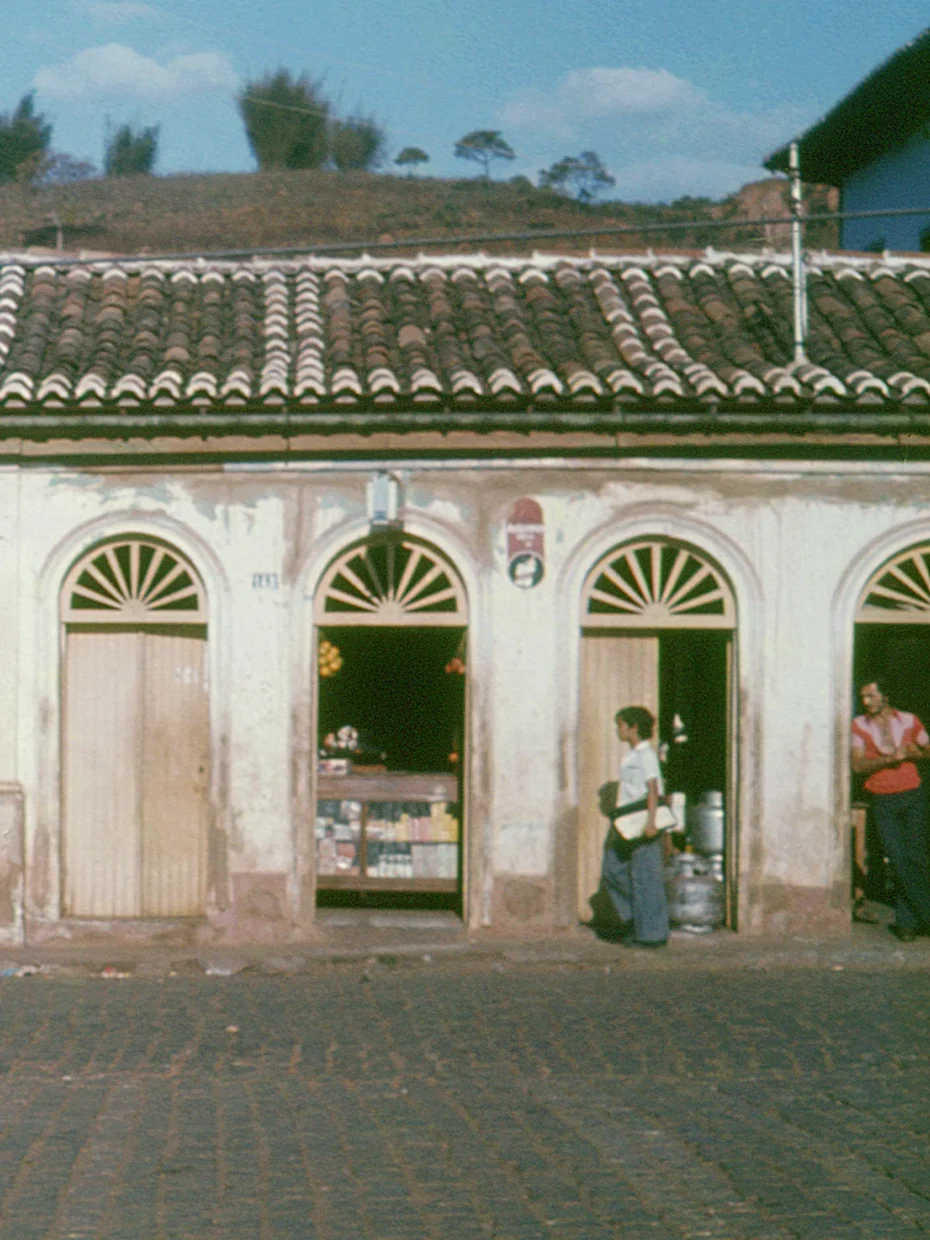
{"left": 0, "top": 960, "right": 929, "bottom": 1239}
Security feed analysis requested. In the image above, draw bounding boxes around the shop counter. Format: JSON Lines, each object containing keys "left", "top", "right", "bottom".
{"left": 315, "top": 771, "right": 459, "bottom": 891}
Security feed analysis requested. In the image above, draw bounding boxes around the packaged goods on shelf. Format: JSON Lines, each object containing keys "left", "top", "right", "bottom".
{"left": 315, "top": 774, "right": 459, "bottom": 888}
{"left": 317, "top": 757, "right": 349, "bottom": 776}
{"left": 367, "top": 842, "right": 414, "bottom": 879}
{"left": 430, "top": 801, "right": 459, "bottom": 842}
{"left": 436, "top": 844, "right": 458, "bottom": 877}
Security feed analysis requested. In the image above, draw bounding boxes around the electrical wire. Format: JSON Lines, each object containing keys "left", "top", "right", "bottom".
{"left": 8, "top": 204, "right": 930, "bottom": 266}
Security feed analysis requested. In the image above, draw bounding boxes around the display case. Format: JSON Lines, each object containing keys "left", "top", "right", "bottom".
{"left": 315, "top": 772, "right": 460, "bottom": 891}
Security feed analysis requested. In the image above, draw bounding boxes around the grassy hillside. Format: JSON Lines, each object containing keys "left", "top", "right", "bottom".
{"left": 0, "top": 167, "right": 839, "bottom": 259}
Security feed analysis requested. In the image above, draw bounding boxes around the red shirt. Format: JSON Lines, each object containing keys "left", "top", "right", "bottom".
{"left": 851, "top": 709, "right": 928, "bottom": 794}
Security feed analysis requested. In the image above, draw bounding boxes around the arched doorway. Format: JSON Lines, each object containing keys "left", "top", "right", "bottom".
{"left": 852, "top": 543, "right": 930, "bottom": 906}
{"left": 60, "top": 537, "right": 210, "bottom": 918}
{"left": 578, "top": 537, "right": 737, "bottom": 922}
{"left": 313, "top": 534, "right": 468, "bottom": 909}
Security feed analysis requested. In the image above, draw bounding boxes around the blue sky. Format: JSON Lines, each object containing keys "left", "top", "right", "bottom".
{"left": 6, "top": 0, "right": 929, "bottom": 202}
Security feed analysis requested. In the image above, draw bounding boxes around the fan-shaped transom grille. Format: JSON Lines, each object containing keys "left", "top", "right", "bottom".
{"left": 857, "top": 545, "right": 930, "bottom": 623}
{"left": 62, "top": 539, "right": 206, "bottom": 624}
{"left": 315, "top": 538, "right": 467, "bottom": 626}
{"left": 583, "top": 539, "right": 734, "bottom": 629}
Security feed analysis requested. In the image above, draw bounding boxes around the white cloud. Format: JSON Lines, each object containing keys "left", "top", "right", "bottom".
{"left": 559, "top": 67, "right": 700, "bottom": 118}
{"left": 502, "top": 67, "right": 702, "bottom": 137}
{"left": 78, "top": 1, "right": 159, "bottom": 21}
{"left": 501, "top": 64, "right": 802, "bottom": 162}
{"left": 35, "top": 43, "right": 238, "bottom": 102}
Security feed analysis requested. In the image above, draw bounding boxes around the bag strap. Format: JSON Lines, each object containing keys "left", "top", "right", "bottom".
{"left": 610, "top": 796, "right": 648, "bottom": 821}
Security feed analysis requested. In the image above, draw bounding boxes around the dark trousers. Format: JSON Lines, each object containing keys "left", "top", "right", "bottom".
{"left": 871, "top": 785, "right": 930, "bottom": 931}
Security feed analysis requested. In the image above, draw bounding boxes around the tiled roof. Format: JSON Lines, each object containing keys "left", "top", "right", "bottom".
{"left": 3, "top": 250, "right": 930, "bottom": 427}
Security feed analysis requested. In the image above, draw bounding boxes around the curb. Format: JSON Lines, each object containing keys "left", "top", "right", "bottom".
{"left": 0, "top": 920, "right": 929, "bottom": 978}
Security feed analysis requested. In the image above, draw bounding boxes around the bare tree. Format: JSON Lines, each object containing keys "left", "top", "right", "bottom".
{"left": 40, "top": 153, "right": 98, "bottom": 184}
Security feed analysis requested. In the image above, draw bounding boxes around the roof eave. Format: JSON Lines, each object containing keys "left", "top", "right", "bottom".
{"left": 0, "top": 401, "right": 925, "bottom": 442}
{"left": 765, "top": 26, "right": 930, "bottom": 185}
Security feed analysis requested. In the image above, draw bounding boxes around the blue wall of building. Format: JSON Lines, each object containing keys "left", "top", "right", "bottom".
{"left": 841, "top": 133, "right": 930, "bottom": 252}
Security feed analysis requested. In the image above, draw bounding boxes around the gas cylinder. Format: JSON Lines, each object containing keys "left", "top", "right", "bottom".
{"left": 665, "top": 852, "right": 724, "bottom": 933}
{"left": 691, "top": 790, "right": 725, "bottom": 855}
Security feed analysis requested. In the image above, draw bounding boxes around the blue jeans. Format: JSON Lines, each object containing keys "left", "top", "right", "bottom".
{"left": 601, "top": 832, "right": 669, "bottom": 944}
{"left": 871, "top": 785, "right": 930, "bottom": 931}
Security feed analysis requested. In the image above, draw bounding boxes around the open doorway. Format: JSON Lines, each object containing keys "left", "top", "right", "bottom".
{"left": 312, "top": 536, "right": 468, "bottom": 912}
{"left": 659, "top": 632, "right": 729, "bottom": 805}
{"left": 852, "top": 543, "right": 930, "bottom": 917}
{"left": 577, "top": 538, "right": 737, "bottom": 926}
{"left": 852, "top": 624, "right": 930, "bottom": 909}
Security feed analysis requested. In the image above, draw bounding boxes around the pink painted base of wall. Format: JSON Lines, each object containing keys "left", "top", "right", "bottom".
{"left": 27, "top": 872, "right": 304, "bottom": 948}
{"left": 488, "top": 876, "right": 554, "bottom": 934}
{"left": 26, "top": 917, "right": 202, "bottom": 948}
{"left": 206, "top": 872, "right": 296, "bottom": 945}
{"left": 742, "top": 883, "right": 852, "bottom": 936}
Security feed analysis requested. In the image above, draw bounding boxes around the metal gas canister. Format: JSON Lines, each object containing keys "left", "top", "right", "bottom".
{"left": 690, "top": 790, "right": 725, "bottom": 855}
{"left": 665, "top": 851, "right": 724, "bottom": 933}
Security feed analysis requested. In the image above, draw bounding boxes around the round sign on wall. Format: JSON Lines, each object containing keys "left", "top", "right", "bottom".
{"left": 508, "top": 552, "right": 545, "bottom": 589}
{"left": 506, "top": 499, "right": 545, "bottom": 588}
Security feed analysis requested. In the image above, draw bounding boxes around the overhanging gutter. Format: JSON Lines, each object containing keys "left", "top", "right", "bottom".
{"left": 0, "top": 406, "right": 926, "bottom": 439}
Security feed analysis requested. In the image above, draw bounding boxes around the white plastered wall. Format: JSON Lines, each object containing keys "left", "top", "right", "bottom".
{"left": 4, "top": 457, "right": 930, "bottom": 937}
{"left": 18, "top": 470, "right": 293, "bottom": 927}
{"left": 479, "top": 461, "right": 930, "bottom": 933}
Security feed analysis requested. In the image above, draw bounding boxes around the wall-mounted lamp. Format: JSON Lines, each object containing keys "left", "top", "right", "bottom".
{"left": 366, "top": 471, "right": 403, "bottom": 530}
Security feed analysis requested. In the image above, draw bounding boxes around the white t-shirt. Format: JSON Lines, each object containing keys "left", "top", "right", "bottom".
{"left": 618, "top": 740, "right": 663, "bottom": 806}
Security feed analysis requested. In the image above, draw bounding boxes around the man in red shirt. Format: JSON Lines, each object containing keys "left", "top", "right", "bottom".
{"left": 851, "top": 676, "right": 930, "bottom": 941}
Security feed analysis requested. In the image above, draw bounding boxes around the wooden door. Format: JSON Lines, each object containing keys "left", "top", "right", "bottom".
{"left": 63, "top": 631, "right": 143, "bottom": 917}
{"left": 63, "top": 629, "right": 209, "bottom": 917}
{"left": 139, "top": 633, "right": 209, "bottom": 916}
{"left": 577, "top": 635, "right": 658, "bottom": 919}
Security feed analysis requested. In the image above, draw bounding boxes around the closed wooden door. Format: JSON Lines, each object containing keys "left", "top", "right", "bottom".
{"left": 63, "top": 630, "right": 209, "bottom": 917}
{"left": 577, "top": 635, "right": 658, "bottom": 919}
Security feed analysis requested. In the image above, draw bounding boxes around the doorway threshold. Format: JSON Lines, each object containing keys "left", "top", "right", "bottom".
{"left": 315, "top": 908, "right": 465, "bottom": 933}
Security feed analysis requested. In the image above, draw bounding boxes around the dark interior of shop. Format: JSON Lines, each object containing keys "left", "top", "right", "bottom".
{"left": 318, "top": 626, "right": 465, "bottom": 772}
{"left": 659, "top": 631, "right": 729, "bottom": 803}
{"left": 853, "top": 624, "right": 930, "bottom": 903}
{"left": 316, "top": 626, "right": 465, "bottom": 910}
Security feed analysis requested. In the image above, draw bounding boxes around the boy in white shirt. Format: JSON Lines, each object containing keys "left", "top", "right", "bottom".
{"left": 599, "top": 705, "right": 670, "bottom": 948}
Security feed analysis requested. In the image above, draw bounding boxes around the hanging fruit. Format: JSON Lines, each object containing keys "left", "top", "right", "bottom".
{"left": 318, "top": 639, "right": 343, "bottom": 677}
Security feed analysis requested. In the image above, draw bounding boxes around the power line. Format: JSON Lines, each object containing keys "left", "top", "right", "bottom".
{"left": 10, "top": 204, "right": 930, "bottom": 266}
{"left": 237, "top": 93, "right": 332, "bottom": 121}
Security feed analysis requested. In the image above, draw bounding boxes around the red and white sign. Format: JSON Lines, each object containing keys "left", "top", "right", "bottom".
{"left": 506, "top": 498, "right": 545, "bottom": 589}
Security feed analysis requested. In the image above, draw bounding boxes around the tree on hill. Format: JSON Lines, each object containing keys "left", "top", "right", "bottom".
{"left": 41, "top": 153, "right": 98, "bottom": 184}
{"left": 538, "top": 151, "right": 615, "bottom": 204}
{"left": 395, "top": 146, "right": 429, "bottom": 176}
{"left": 237, "top": 69, "right": 330, "bottom": 170}
{"left": 105, "top": 123, "right": 159, "bottom": 176}
{"left": 0, "top": 93, "right": 52, "bottom": 183}
{"left": 454, "top": 130, "right": 515, "bottom": 180}
{"left": 329, "top": 113, "right": 386, "bottom": 172}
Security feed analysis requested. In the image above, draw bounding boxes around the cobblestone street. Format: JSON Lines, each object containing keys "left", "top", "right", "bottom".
{"left": 0, "top": 956, "right": 928, "bottom": 1239}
